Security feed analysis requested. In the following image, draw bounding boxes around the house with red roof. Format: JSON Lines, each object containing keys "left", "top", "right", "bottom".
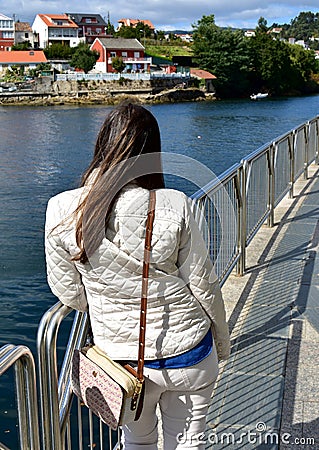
{"left": 117, "top": 18, "right": 155, "bottom": 31}
{"left": 190, "top": 68, "right": 217, "bottom": 93}
{"left": 90, "top": 37, "right": 152, "bottom": 73}
{"left": 32, "top": 14, "right": 81, "bottom": 49}
{"left": 0, "top": 50, "right": 47, "bottom": 72}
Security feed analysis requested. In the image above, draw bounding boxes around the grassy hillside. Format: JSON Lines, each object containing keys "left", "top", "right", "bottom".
{"left": 145, "top": 41, "right": 193, "bottom": 61}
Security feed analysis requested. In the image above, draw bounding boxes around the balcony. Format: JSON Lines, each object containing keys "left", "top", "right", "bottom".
{"left": 108, "top": 56, "right": 152, "bottom": 64}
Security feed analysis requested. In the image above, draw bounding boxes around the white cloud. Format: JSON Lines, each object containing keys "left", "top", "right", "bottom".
{"left": 1, "top": 0, "right": 319, "bottom": 30}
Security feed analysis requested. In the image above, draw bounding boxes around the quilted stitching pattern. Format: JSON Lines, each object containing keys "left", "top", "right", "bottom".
{"left": 45, "top": 184, "right": 230, "bottom": 361}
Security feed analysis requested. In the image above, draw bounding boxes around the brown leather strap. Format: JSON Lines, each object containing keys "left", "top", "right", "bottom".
{"left": 137, "top": 190, "right": 156, "bottom": 381}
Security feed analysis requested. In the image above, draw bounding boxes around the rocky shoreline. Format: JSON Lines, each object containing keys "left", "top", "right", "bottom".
{"left": 0, "top": 87, "right": 212, "bottom": 107}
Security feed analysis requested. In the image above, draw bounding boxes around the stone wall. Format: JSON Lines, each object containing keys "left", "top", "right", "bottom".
{"left": 0, "top": 76, "right": 212, "bottom": 106}
{"left": 50, "top": 77, "right": 191, "bottom": 95}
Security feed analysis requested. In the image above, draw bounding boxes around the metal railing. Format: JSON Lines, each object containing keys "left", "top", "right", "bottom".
{"left": 36, "top": 304, "right": 120, "bottom": 450}
{"left": 0, "top": 344, "right": 40, "bottom": 450}
{"left": 55, "top": 72, "right": 191, "bottom": 82}
{"left": 1, "top": 115, "right": 318, "bottom": 449}
{"left": 191, "top": 116, "right": 319, "bottom": 277}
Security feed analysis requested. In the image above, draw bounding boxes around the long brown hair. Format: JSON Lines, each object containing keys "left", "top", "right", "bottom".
{"left": 74, "top": 102, "right": 165, "bottom": 263}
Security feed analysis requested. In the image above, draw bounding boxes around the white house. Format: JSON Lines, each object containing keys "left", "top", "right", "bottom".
{"left": 32, "top": 14, "right": 81, "bottom": 49}
{"left": 0, "top": 50, "right": 47, "bottom": 72}
{"left": 244, "top": 30, "right": 255, "bottom": 38}
{"left": 15, "top": 21, "right": 39, "bottom": 48}
{"left": 0, "top": 13, "right": 14, "bottom": 51}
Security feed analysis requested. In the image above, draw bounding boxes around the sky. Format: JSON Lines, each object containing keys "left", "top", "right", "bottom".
{"left": 1, "top": 1, "right": 319, "bottom": 31}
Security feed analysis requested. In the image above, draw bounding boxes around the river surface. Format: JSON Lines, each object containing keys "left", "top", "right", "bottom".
{"left": 0, "top": 95, "right": 319, "bottom": 445}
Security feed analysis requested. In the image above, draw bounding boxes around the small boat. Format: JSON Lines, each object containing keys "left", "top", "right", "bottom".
{"left": 250, "top": 92, "right": 268, "bottom": 100}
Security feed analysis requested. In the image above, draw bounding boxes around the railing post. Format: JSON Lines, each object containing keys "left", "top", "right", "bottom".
{"left": 304, "top": 123, "right": 309, "bottom": 180}
{"left": 237, "top": 162, "right": 247, "bottom": 275}
{"left": 59, "top": 311, "right": 88, "bottom": 436}
{"left": 316, "top": 118, "right": 319, "bottom": 165}
{"left": 37, "top": 302, "right": 72, "bottom": 450}
{"left": 289, "top": 132, "right": 294, "bottom": 198}
{"left": 267, "top": 144, "right": 275, "bottom": 227}
{"left": 315, "top": 117, "right": 319, "bottom": 164}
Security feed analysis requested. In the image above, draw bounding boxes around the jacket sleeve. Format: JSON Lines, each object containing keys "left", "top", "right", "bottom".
{"left": 177, "top": 197, "right": 230, "bottom": 361}
{"left": 44, "top": 196, "right": 88, "bottom": 312}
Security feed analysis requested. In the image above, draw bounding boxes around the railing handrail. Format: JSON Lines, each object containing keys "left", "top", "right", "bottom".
{"left": 0, "top": 344, "right": 40, "bottom": 450}
{"left": 191, "top": 162, "right": 243, "bottom": 200}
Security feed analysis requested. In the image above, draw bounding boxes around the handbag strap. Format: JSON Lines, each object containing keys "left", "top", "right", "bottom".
{"left": 137, "top": 190, "right": 156, "bottom": 382}
{"left": 86, "top": 190, "right": 156, "bottom": 382}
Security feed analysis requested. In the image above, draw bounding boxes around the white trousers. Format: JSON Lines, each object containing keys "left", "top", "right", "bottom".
{"left": 121, "top": 342, "right": 219, "bottom": 450}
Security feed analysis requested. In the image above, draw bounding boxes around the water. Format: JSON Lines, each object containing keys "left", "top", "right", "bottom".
{"left": 0, "top": 95, "right": 319, "bottom": 445}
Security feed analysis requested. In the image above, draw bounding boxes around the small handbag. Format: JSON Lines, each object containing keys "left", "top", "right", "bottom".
{"left": 71, "top": 190, "right": 156, "bottom": 430}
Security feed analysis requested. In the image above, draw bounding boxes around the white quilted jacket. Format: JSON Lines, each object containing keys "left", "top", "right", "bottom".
{"left": 45, "top": 182, "right": 230, "bottom": 361}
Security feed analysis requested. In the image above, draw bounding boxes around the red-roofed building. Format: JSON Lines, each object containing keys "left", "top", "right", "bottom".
{"left": 117, "top": 18, "right": 155, "bottom": 31}
{"left": 0, "top": 50, "right": 47, "bottom": 72}
{"left": 190, "top": 68, "right": 217, "bottom": 93}
{"left": 32, "top": 14, "right": 81, "bottom": 48}
{"left": 90, "top": 37, "right": 151, "bottom": 73}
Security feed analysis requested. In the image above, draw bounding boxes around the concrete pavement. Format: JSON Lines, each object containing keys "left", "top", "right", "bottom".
{"left": 207, "top": 164, "right": 319, "bottom": 449}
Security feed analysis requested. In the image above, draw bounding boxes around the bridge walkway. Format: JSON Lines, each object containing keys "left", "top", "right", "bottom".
{"left": 207, "top": 165, "right": 319, "bottom": 449}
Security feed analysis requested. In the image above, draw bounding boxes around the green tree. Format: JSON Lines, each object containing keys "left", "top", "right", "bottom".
{"left": 111, "top": 56, "right": 126, "bottom": 73}
{"left": 11, "top": 42, "right": 31, "bottom": 50}
{"left": 135, "top": 22, "right": 152, "bottom": 38}
{"left": 288, "top": 11, "right": 319, "bottom": 41}
{"left": 117, "top": 26, "right": 138, "bottom": 38}
{"left": 289, "top": 44, "right": 317, "bottom": 89}
{"left": 105, "top": 12, "right": 115, "bottom": 35}
{"left": 248, "top": 31, "right": 317, "bottom": 95}
{"left": 192, "top": 13, "right": 319, "bottom": 98}
{"left": 70, "top": 43, "right": 99, "bottom": 73}
{"left": 192, "top": 15, "right": 251, "bottom": 97}
{"left": 156, "top": 30, "right": 166, "bottom": 41}
{"left": 44, "top": 43, "right": 74, "bottom": 60}
{"left": 28, "top": 62, "right": 52, "bottom": 78}
{"left": 4, "top": 65, "right": 24, "bottom": 81}
{"left": 256, "top": 17, "right": 268, "bottom": 34}
{"left": 116, "top": 22, "right": 152, "bottom": 41}
{"left": 248, "top": 32, "right": 293, "bottom": 94}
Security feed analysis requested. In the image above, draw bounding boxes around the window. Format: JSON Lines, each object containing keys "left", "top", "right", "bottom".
{"left": 25, "top": 33, "right": 29, "bottom": 38}
{"left": 134, "top": 52, "right": 140, "bottom": 58}
{"left": 85, "top": 18, "right": 97, "bottom": 23}
{"left": 110, "top": 52, "right": 116, "bottom": 58}
{"left": 122, "top": 52, "right": 127, "bottom": 57}
{"left": 96, "top": 28, "right": 102, "bottom": 34}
